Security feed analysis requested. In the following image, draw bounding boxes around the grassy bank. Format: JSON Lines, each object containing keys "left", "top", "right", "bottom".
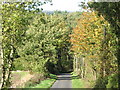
{"left": 11, "top": 71, "right": 32, "bottom": 88}
{"left": 31, "top": 79, "right": 55, "bottom": 88}
{"left": 71, "top": 72, "right": 85, "bottom": 88}
{"left": 11, "top": 71, "right": 57, "bottom": 88}
{"left": 27, "top": 74, "right": 57, "bottom": 88}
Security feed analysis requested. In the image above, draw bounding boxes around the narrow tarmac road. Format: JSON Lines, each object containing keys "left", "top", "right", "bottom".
{"left": 51, "top": 73, "right": 72, "bottom": 89}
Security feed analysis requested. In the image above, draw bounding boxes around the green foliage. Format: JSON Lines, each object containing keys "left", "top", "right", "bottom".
{"left": 94, "top": 77, "right": 108, "bottom": 88}
{"left": 13, "top": 11, "right": 78, "bottom": 75}
{"left": 1, "top": 2, "right": 31, "bottom": 88}
{"left": 94, "top": 74, "right": 118, "bottom": 88}
{"left": 106, "top": 73, "right": 118, "bottom": 88}
{"left": 1, "top": 1, "right": 51, "bottom": 88}
{"left": 49, "top": 74, "right": 57, "bottom": 79}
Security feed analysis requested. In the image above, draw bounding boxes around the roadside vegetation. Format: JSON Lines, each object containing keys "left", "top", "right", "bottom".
{"left": 71, "top": 72, "right": 85, "bottom": 88}
{"left": 11, "top": 71, "right": 56, "bottom": 88}
{"left": 26, "top": 74, "right": 57, "bottom": 88}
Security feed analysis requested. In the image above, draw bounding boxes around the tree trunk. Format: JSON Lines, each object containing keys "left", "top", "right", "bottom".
{"left": 0, "top": 43, "right": 3, "bottom": 89}
{"left": 1, "top": 45, "right": 15, "bottom": 88}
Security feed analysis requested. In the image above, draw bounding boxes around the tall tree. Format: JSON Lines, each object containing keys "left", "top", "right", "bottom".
{"left": 1, "top": 1, "right": 49, "bottom": 88}
{"left": 88, "top": 2, "right": 119, "bottom": 88}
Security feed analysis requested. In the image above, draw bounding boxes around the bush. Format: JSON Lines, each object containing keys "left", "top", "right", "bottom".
{"left": 13, "top": 58, "right": 26, "bottom": 71}
{"left": 93, "top": 73, "right": 118, "bottom": 89}
{"left": 94, "top": 76, "right": 108, "bottom": 88}
{"left": 106, "top": 73, "right": 118, "bottom": 88}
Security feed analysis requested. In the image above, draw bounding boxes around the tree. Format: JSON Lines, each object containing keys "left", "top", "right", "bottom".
{"left": 1, "top": 1, "right": 48, "bottom": 88}
{"left": 88, "top": 2, "right": 119, "bottom": 88}
{"left": 13, "top": 12, "right": 74, "bottom": 75}
{"left": 70, "top": 10, "right": 118, "bottom": 88}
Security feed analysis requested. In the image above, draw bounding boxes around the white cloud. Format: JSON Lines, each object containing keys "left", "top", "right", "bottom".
{"left": 39, "top": 0, "right": 83, "bottom": 12}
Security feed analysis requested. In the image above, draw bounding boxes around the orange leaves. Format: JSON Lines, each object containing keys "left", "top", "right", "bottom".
{"left": 69, "top": 11, "right": 107, "bottom": 56}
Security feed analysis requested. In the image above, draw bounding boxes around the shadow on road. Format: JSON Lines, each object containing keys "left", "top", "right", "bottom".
{"left": 57, "top": 73, "right": 71, "bottom": 80}
{"left": 57, "top": 77, "right": 71, "bottom": 80}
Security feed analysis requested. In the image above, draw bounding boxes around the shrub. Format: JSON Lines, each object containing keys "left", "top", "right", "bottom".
{"left": 106, "top": 73, "right": 118, "bottom": 88}
{"left": 94, "top": 76, "right": 108, "bottom": 88}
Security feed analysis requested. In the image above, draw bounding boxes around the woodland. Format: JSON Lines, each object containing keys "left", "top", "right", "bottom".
{"left": 0, "top": 1, "right": 119, "bottom": 89}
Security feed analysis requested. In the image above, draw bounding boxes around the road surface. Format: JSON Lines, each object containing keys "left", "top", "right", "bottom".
{"left": 51, "top": 73, "right": 72, "bottom": 89}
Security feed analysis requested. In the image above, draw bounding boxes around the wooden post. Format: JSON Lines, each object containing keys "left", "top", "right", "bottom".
{"left": 73, "top": 55, "right": 76, "bottom": 72}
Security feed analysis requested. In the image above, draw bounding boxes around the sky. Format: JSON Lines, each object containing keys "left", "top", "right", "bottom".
{"left": 39, "top": 0, "right": 89, "bottom": 12}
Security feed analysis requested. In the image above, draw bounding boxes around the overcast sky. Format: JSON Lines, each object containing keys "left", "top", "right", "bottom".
{"left": 39, "top": 0, "right": 89, "bottom": 12}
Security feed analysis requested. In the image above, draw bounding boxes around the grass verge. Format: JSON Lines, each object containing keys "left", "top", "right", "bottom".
{"left": 31, "top": 79, "right": 55, "bottom": 88}
{"left": 28, "top": 74, "right": 57, "bottom": 88}
{"left": 71, "top": 72, "right": 85, "bottom": 88}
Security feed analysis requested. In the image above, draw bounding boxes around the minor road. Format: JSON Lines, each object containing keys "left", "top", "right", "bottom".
{"left": 51, "top": 73, "right": 72, "bottom": 89}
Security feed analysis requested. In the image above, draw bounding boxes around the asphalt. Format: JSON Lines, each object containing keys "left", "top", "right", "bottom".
{"left": 50, "top": 73, "right": 72, "bottom": 89}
